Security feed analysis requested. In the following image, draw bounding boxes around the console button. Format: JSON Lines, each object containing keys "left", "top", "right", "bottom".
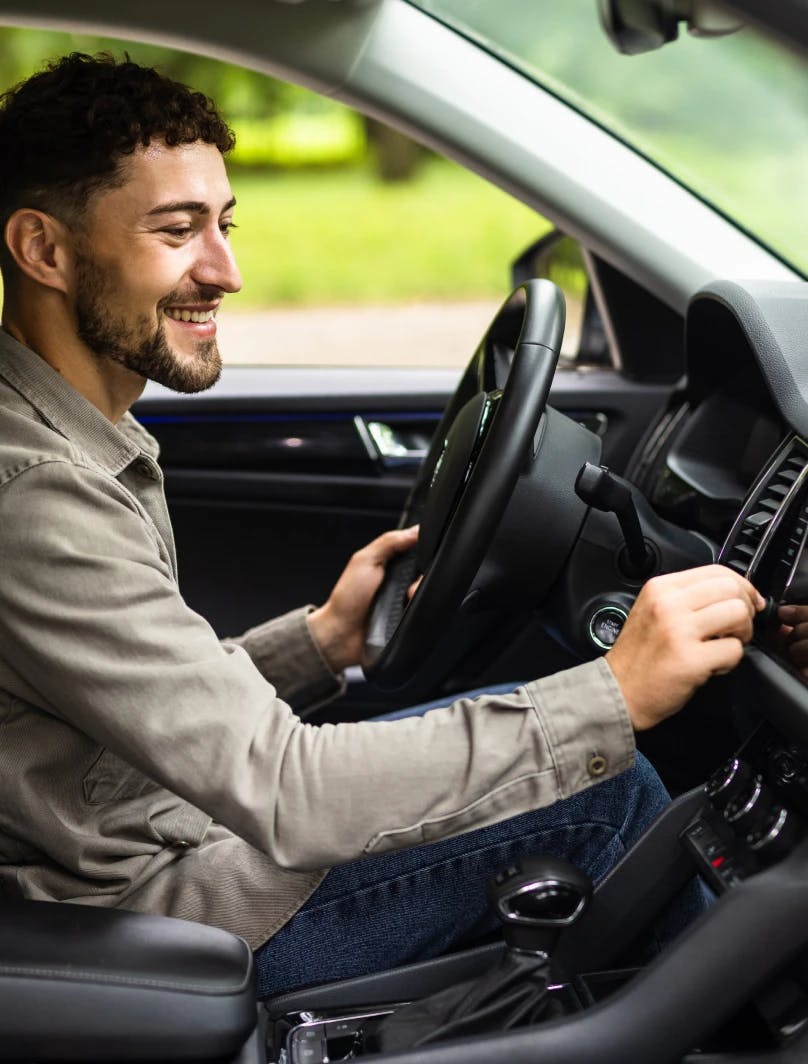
{"left": 290, "top": 1025, "right": 326, "bottom": 1064}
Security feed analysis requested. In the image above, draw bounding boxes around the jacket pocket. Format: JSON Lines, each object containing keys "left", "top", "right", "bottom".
{"left": 82, "top": 748, "right": 160, "bottom": 805}
{"left": 149, "top": 803, "right": 211, "bottom": 849}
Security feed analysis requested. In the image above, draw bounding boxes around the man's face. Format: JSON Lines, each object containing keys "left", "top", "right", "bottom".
{"left": 72, "top": 140, "right": 242, "bottom": 393}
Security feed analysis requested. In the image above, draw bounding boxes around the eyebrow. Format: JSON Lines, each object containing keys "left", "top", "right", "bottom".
{"left": 146, "top": 197, "right": 237, "bottom": 217}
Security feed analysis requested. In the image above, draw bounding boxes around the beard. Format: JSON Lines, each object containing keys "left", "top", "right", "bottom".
{"left": 74, "top": 251, "right": 222, "bottom": 394}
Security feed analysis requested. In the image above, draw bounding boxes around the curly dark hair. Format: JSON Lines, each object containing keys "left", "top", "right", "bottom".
{"left": 0, "top": 52, "right": 235, "bottom": 276}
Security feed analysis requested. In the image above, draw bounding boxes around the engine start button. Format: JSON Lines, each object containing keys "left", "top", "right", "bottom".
{"left": 588, "top": 606, "right": 628, "bottom": 650}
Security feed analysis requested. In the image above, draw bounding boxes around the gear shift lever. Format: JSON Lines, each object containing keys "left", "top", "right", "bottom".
{"left": 364, "top": 857, "right": 593, "bottom": 1054}
{"left": 490, "top": 855, "right": 593, "bottom": 956}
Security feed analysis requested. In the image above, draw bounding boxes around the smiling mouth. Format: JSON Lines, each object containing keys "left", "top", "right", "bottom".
{"left": 164, "top": 307, "right": 217, "bottom": 324}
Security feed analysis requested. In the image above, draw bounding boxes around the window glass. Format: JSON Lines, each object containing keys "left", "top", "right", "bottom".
{"left": 412, "top": 0, "right": 808, "bottom": 278}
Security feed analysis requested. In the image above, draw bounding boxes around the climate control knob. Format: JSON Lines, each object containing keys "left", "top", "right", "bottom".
{"left": 724, "top": 775, "right": 773, "bottom": 836}
{"left": 706, "top": 757, "right": 753, "bottom": 812}
{"left": 748, "top": 806, "right": 802, "bottom": 866}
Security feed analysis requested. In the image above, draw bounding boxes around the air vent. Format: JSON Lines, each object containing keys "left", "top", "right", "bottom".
{"left": 720, "top": 437, "right": 808, "bottom": 577}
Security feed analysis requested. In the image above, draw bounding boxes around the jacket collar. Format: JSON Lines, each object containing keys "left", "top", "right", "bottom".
{"left": 0, "top": 328, "right": 159, "bottom": 474}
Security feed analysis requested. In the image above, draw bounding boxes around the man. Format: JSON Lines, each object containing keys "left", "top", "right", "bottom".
{"left": 0, "top": 54, "right": 762, "bottom": 997}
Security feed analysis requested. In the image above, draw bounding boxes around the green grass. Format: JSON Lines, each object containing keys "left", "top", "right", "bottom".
{"left": 227, "top": 158, "right": 550, "bottom": 309}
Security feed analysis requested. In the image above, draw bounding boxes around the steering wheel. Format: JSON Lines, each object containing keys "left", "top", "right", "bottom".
{"left": 363, "top": 279, "right": 595, "bottom": 691}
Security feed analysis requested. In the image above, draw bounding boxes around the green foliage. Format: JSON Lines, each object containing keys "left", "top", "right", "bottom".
{"left": 0, "top": 26, "right": 413, "bottom": 174}
{"left": 0, "top": 25, "right": 343, "bottom": 125}
{"left": 231, "top": 112, "right": 367, "bottom": 169}
{"left": 228, "top": 159, "right": 549, "bottom": 307}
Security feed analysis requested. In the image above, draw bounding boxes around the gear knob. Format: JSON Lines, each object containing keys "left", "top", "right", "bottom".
{"left": 488, "top": 856, "right": 593, "bottom": 955}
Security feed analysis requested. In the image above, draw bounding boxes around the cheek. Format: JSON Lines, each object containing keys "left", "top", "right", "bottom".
{"left": 125, "top": 244, "right": 189, "bottom": 301}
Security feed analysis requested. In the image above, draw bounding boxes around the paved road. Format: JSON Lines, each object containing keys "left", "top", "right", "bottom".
{"left": 217, "top": 300, "right": 502, "bottom": 368}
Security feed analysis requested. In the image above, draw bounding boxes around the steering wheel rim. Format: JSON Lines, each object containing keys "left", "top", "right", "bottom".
{"left": 363, "top": 279, "right": 566, "bottom": 689}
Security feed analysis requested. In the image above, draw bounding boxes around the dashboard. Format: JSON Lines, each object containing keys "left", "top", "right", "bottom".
{"left": 631, "top": 279, "right": 808, "bottom": 683}
{"left": 628, "top": 279, "right": 808, "bottom": 911}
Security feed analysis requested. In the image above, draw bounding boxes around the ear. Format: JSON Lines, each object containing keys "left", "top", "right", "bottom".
{"left": 3, "top": 208, "right": 73, "bottom": 295}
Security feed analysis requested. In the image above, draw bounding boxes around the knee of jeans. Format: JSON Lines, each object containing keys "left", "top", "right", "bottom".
{"left": 615, "top": 750, "right": 672, "bottom": 839}
{"left": 632, "top": 750, "right": 669, "bottom": 793}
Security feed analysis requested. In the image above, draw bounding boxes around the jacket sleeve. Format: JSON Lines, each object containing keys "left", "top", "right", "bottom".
{"left": 225, "top": 608, "right": 346, "bottom": 712}
{"left": 0, "top": 461, "right": 636, "bottom": 871}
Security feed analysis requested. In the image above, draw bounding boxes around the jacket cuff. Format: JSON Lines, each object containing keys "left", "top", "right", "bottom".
{"left": 524, "top": 656, "right": 635, "bottom": 798}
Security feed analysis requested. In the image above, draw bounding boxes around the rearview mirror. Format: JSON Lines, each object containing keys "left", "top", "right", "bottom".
{"left": 598, "top": 0, "right": 742, "bottom": 56}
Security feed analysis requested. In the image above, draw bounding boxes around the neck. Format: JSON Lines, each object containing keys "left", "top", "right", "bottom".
{"left": 2, "top": 291, "right": 145, "bottom": 423}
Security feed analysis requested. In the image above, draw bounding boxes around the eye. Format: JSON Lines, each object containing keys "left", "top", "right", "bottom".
{"left": 220, "top": 220, "right": 238, "bottom": 239}
{"left": 161, "top": 226, "right": 193, "bottom": 240}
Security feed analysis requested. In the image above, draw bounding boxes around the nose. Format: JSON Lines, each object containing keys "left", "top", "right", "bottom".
{"left": 194, "top": 225, "right": 242, "bottom": 295}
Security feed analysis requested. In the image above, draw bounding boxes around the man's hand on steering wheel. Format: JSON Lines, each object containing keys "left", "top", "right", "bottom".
{"left": 308, "top": 526, "right": 419, "bottom": 673}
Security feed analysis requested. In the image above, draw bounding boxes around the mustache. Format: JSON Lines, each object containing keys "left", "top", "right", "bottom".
{"left": 158, "top": 286, "right": 223, "bottom": 309}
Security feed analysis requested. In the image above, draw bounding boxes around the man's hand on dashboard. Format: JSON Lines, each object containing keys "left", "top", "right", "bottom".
{"left": 606, "top": 565, "right": 765, "bottom": 732}
{"left": 307, "top": 526, "right": 419, "bottom": 673}
{"left": 776, "top": 603, "right": 808, "bottom": 674}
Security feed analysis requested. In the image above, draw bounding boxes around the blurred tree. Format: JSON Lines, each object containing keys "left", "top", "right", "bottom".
{"left": 0, "top": 27, "right": 294, "bottom": 117}
{"left": 0, "top": 27, "right": 423, "bottom": 179}
{"left": 365, "top": 117, "right": 428, "bottom": 181}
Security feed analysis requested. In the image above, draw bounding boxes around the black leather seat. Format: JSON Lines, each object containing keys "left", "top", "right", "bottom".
{"left": 0, "top": 899, "right": 258, "bottom": 1062}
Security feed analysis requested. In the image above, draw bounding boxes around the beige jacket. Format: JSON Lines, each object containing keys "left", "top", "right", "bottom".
{"left": 0, "top": 329, "right": 635, "bottom": 948}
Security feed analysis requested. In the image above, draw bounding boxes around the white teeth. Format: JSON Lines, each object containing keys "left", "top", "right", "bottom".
{"left": 165, "top": 308, "right": 216, "bottom": 323}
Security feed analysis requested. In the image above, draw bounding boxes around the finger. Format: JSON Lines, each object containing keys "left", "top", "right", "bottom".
{"left": 700, "top": 635, "right": 746, "bottom": 676}
{"left": 659, "top": 564, "right": 738, "bottom": 588}
{"left": 691, "top": 598, "right": 755, "bottom": 642}
{"left": 678, "top": 573, "right": 761, "bottom": 614}
{"left": 661, "top": 566, "right": 764, "bottom": 609}
{"left": 780, "top": 604, "right": 808, "bottom": 625}
{"left": 363, "top": 526, "right": 419, "bottom": 564}
{"left": 788, "top": 622, "right": 808, "bottom": 642}
{"left": 407, "top": 575, "right": 423, "bottom": 600}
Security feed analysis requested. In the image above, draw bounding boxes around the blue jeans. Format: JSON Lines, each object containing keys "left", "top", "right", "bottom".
{"left": 254, "top": 689, "right": 704, "bottom": 998}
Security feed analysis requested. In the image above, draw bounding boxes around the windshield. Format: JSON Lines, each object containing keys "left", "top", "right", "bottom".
{"left": 410, "top": 0, "right": 808, "bottom": 277}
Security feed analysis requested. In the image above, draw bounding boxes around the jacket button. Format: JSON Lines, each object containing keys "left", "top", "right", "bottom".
{"left": 175, "top": 840, "right": 191, "bottom": 848}
{"left": 588, "top": 753, "right": 608, "bottom": 777}
{"left": 134, "top": 458, "right": 154, "bottom": 478}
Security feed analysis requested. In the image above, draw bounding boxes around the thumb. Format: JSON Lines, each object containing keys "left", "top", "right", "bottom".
{"left": 368, "top": 524, "right": 419, "bottom": 564}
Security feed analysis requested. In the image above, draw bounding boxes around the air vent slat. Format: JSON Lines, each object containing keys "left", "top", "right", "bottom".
{"left": 721, "top": 438, "right": 808, "bottom": 576}
{"left": 745, "top": 512, "right": 773, "bottom": 529}
{"left": 733, "top": 544, "right": 756, "bottom": 560}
